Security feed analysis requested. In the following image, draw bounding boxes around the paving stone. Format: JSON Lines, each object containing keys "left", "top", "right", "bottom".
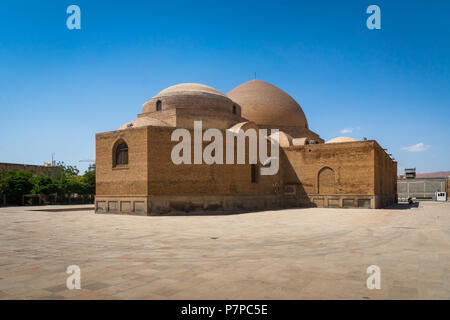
{"left": 0, "top": 202, "right": 448, "bottom": 299}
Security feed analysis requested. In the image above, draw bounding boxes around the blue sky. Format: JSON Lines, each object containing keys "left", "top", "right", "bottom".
{"left": 0, "top": 0, "right": 449, "bottom": 174}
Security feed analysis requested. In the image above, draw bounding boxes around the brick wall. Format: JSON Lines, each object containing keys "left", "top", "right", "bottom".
{"left": 96, "top": 127, "right": 149, "bottom": 196}
{"left": 96, "top": 128, "right": 397, "bottom": 213}
{"left": 0, "top": 162, "right": 57, "bottom": 176}
{"left": 282, "top": 141, "right": 376, "bottom": 195}
{"left": 281, "top": 140, "right": 396, "bottom": 208}
{"left": 145, "top": 126, "right": 281, "bottom": 196}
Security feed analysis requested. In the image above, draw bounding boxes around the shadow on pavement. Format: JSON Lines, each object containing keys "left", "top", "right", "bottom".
{"left": 387, "top": 202, "right": 419, "bottom": 210}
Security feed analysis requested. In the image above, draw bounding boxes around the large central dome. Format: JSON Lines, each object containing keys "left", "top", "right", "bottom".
{"left": 227, "top": 80, "right": 308, "bottom": 128}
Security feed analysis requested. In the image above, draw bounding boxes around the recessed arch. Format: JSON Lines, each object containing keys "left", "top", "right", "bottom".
{"left": 156, "top": 100, "right": 162, "bottom": 111}
{"left": 318, "top": 166, "right": 335, "bottom": 194}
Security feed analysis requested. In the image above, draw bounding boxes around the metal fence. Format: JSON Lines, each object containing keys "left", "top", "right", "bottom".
{"left": 398, "top": 178, "right": 447, "bottom": 200}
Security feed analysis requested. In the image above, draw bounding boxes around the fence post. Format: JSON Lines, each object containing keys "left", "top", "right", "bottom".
{"left": 407, "top": 182, "right": 409, "bottom": 198}
{"left": 424, "top": 182, "right": 426, "bottom": 199}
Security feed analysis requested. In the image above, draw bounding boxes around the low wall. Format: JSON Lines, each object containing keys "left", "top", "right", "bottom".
{"left": 305, "top": 194, "right": 395, "bottom": 209}
{"left": 95, "top": 192, "right": 395, "bottom": 215}
{"left": 95, "top": 195, "right": 285, "bottom": 215}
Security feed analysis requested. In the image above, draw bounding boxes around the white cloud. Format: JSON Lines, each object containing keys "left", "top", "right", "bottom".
{"left": 340, "top": 128, "right": 353, "bottom": 134}
{"left": 401, "top": 142, "right": 430, "bottom": 152}
{"left": 339, "top": 127, "right": 361, "bottom": 135}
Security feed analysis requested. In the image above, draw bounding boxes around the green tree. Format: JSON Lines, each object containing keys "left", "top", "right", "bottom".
{"left": 51, "top": 162, "right": 82, "bottom": 195}
{"left": 66, "top": 175, "right": 86, "bottom": 195}
{"left": 0, "top": 169, "right": 6, "bottom": 196}
{"left": 82, "top": 168, "right": 95, "bottom": 195}
{"left": 1, "top": 162, "right": 95, "bottom": 205}
{"left": 4, "top": 170, "right": 34, "bottom": 204}
{"left": 58, "top": 161, "right": 79, "bottom": 177}
{"left": 31, "top": 174, "right": 58, "bottom": 195}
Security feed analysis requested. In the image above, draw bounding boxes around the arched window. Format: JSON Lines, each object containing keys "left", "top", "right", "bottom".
{"left": 232, "top": 105, "right": 237, "bottom": 115}
{"left": 251, "top": 164, "right": 258, "bottom": 184}
{"left": 114, "top": 141, "right": 128, "bottom": 166}
{"left": 156, "top": 100, "right": 162, "bottom": 111}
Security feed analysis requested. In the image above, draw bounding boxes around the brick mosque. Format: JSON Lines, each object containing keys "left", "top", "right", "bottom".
{"left": 95, "top": 80, "right": 397, "bottom": 215}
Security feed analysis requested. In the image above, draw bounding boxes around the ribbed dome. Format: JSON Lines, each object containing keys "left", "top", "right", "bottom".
{"left": 326, "top": 136, "right": 358, "bottom": 144}
{"left": 227, "top": 80, "right": 308, "bottom": 128}
{"left": 154, "top": 83, "right": 227, "bottom": 98}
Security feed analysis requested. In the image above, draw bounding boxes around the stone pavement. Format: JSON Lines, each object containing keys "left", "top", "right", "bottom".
{"left": 0, "top": 202, "right": 449, "bottom": 299}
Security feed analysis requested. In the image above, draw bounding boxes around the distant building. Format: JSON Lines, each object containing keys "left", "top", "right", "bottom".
{"left": 404, "top": 168, "right": 416, "bottom": 179}
{"left": 398, "top": 171, "right": 450, "bottom": 201}
{"left": 416, "top": 171, "right": 450, "bottom": 179}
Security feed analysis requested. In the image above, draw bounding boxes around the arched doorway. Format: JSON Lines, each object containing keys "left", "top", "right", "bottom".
{"left": 318, "top": 167, "right": 335, "bottom": 194}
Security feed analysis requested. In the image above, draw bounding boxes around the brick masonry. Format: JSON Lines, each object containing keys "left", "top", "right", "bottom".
{"left": 95, "top": 126, "right": 397, "bottom": 215}
{"left": 95, "top": 82, "right": 397, "bottom": 215}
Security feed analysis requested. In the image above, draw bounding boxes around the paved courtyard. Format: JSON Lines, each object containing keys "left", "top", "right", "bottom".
{"left": 0, "top": 202, "right": 449, "bottom": 299}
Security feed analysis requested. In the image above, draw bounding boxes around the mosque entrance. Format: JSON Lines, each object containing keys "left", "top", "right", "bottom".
{"left": 318, "top": 167, "right": 335, "bottom": 194}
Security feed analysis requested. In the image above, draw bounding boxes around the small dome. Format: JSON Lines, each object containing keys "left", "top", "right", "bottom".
{"left": 227, "top": 121, "right": 259, "bottom": 134}
{"left": 326, "top": 136, "right": 358, "bottom": 144}
{"left": 154, "top": 83, "right": 227, "bottom": 98}
{"left": 142, "top": 83, "right": 240, "bottom": 116}
{"left": 227, "top": 80, "right": 308, "bottom": 128}
{"left": 292, "top": 137, "right": 309, "bottom": 146}
{"left": 118, "top": 117, "right": 171, "bottom": 130}
{"left": 268, "top": 131, "right": 293, "bottom": 147}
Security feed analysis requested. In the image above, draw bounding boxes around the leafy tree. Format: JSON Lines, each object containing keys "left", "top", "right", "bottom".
{"left": 4, "top": 170, "right": 34, "bottom": 204}
{"left": 0, "top": 169, "right": 6, "bottom": 196}
{"left": 82, "top": 168, "right": 95, "bottom": 195}
{"left": 65, "top": 175, "right": 85, "bottom": 195}
{"left": 31, "top": 174, "right": 58, "bottom": 195}
{"left": 1, "top": 162, "right": 96, "bottom": 205}
{"left": 87, "top": 163, "right": 95, "bottom": 172}
{"left": 57, "top": 161, "right": 79, "bottom": 177}
{"left": 51, "top": 162, "right": 82, "bottom": 195}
